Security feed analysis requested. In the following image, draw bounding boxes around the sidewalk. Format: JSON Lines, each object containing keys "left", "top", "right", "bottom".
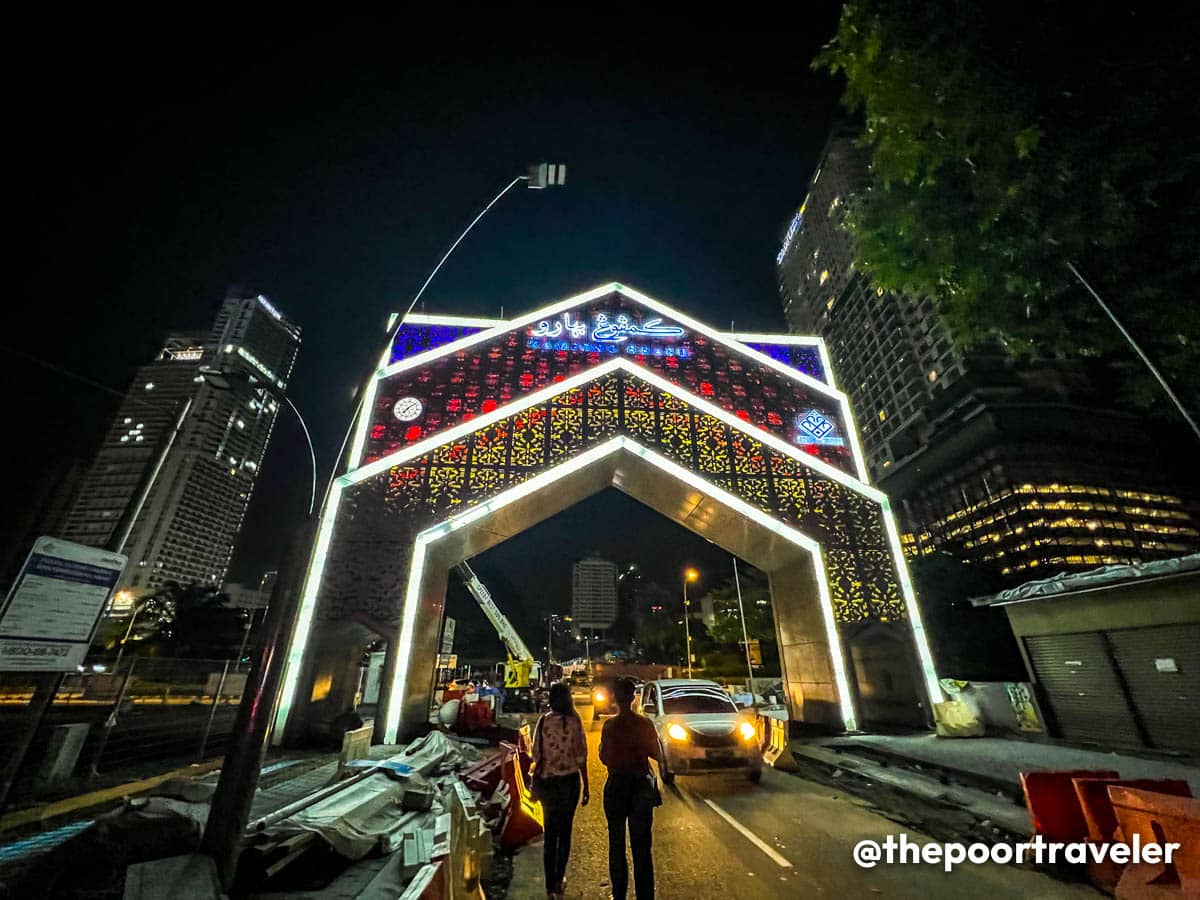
{"left": 813, "top": 733, "right": 1200, "bottom": 794}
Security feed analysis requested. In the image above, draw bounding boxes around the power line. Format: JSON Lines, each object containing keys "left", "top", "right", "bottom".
{"left": 0, "top": 343, "right": 165, "bottom": 412}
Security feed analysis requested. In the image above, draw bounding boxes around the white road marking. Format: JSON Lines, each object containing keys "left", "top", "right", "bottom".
{"left": 702, "top": 798, "right": 794, "bottom": 868}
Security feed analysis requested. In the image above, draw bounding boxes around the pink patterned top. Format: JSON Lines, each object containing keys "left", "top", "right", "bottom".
{"left": 532, "top": 712, "right": 587, "bottom": 777}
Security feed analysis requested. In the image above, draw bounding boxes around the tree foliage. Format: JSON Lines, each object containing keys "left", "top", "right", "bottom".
{"left": 699, "top": 567, "right": 776, "bottom": 645}
{"left": 95, "top": 582, "right": 237, "bottom": 658}
{"left": 816, "top": 2, "right": 1200, "bottom": 409}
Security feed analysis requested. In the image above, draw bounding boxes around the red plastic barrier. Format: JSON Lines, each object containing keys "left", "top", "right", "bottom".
{"left": 1020, "top": 769, "right": 1120, "bottom": 843}
{"left": 1109, "top": 786, "right": 1200, "bottom": 898}
{"left": 458, "top": 699, "right": 496, "bottom": 733}
{"left": 460, "top": 744, "right": 514, "bottom": 798}
{"left": 496, "top": 745, "right": 543, "bottom": 848}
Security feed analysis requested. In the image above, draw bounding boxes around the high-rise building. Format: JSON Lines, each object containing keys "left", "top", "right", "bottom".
{"left": 778, "top": 131, "right": 1200, "bottom": 581}
{"left": 571, "top": 554, "right": 618, "bottom": 634}
{"left": 61, "top": 295, "right": 301, "bottom": 593}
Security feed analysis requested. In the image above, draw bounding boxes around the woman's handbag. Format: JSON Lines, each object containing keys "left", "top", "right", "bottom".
{"left": 529, "top": 717, "right": 546, "bottom": 803}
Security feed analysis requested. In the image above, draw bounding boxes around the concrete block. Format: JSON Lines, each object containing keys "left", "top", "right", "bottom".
{"left": 36, "top": 723, "right": 90, "bottom": 786}
{"left": 402, "top": 781, "right": 437, "bottom": 812}
{"left": 122, "top": 853, "right": 221, "bottom": 900}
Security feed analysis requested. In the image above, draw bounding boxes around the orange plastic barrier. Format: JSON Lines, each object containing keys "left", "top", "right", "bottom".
{"left": 1020, "top": 769, "right": 1120, "bottom": 843}
{"left": 1075, "top": 778, "right": 1193, "bottom": 843}
{"left": 1109, "top": 786, "right": 1200, "bottom": 898}
{"left": 496, "top": 745, "right": 543, "bottom": 848}
{"left": 1073, "top": 778, "right": 1193, "bottom": 892}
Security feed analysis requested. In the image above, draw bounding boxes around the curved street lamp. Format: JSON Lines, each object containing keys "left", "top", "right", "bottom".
{"left": 198, "top": 366, "right": 317, "bottom": 515}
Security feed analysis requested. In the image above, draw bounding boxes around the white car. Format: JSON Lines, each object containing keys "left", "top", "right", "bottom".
{"left": 639, "top": 678, "right": 762, "bottom": 784}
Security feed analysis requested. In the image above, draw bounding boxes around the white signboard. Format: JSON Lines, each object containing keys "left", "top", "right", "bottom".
{"left": 440, "top": 617, "right": 456, "bottom": 655}
{"left": 0, "top": 537, "right": 126, "bottom": 671}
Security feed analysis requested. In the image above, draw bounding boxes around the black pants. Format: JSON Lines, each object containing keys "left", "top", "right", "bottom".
{"left": 541, "top": 772, "right": 581, "bottom": 891}
{"left": 604, "top": 774, "right": 655, "bottom": 900}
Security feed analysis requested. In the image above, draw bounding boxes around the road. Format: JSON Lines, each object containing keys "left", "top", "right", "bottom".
{"left": 507, "top": 702, "right": 1097, "bottom": 899}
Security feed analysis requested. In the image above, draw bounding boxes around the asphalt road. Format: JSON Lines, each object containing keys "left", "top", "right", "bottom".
{"left": 507, "top": 702, "right": 1097, "bottom": 899}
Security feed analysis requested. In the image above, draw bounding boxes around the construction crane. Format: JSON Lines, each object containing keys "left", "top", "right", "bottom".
{"left": 454, "top": 561, "right": 540, "bottom": 691}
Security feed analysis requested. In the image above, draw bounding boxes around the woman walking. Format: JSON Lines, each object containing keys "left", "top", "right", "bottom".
{"left": 532, "top": 681, "right": 590, "bottom": 899}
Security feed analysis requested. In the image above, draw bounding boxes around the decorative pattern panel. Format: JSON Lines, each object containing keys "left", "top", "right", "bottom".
{"left": 335, "top": 370, "right": 901, "bottom": 625}
{"left": 371, "top": 291, "right": 853, "bottom": 474}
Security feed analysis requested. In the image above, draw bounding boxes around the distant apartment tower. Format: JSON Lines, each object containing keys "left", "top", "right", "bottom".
{"left": 571, "top": 555, "right": 618, "bottom": 634}
{"left": 777, "top": 131, "right": 1200, "bottom": 580}
{"left": 61, "top": 295, "right": 301, "bottom": 592}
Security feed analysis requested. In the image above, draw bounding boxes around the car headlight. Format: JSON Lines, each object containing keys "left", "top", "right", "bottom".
{"left": 738, "top": 721, "right": 757, "bottom": 741}
{"left": 667, "top": 723, "right": 689, "bottom": 742}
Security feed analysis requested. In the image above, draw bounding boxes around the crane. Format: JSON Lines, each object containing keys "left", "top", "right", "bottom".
{"left": 454, "top": 561, "right": 540, "bottom": 690}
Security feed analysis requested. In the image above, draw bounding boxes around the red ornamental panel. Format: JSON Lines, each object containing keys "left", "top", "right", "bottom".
{"left": 367, "top": 291, "right": 855, "bottom": 475}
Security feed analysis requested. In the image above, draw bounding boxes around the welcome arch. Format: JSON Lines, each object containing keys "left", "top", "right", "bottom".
{"left": 275, "top": 285, "right": 942, "bottom": 743}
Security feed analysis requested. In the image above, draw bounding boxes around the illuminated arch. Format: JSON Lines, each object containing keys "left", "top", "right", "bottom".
{"left": 275, "top": 286, "right": 942, "bottom": 743}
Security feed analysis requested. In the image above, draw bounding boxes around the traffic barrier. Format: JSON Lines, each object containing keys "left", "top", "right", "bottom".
{"left": 1073, "top": 778, "right": 1193, "bottom": 892}
{"left": 459, "top": 746, "right": 510, "bottom": 799}
{"left": 1109, "top": 786, "right": 1200, "bottom": 897}
{"left": 398, "top": 860, "right": 447, "bottom": 900}
{"left": 761, "top": 717, "right": 798, "bottom": 772}
{"left": 1075, "top": 778, "right": 1193, "bottom": 842}
{"left": 445, "top": 781, "right": 491, "bottom": 900}
{"left": 494, "top": 745, "right": 543, "bottom": 848}
{"left": 1019, "top": 769, "right": 1119, "bottom": 843}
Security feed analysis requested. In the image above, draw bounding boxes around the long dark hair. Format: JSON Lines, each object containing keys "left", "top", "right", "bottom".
{"left": 547, "top": 681, "right": 578, "bottom": 718}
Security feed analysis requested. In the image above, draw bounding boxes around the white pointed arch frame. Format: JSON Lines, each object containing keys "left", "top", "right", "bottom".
{"left": 273, "top": 289, "right": 942, "bottom": 741}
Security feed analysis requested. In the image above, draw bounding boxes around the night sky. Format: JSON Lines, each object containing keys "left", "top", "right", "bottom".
{"left": 13, "top": 24, "right": 844, "bottom": 652}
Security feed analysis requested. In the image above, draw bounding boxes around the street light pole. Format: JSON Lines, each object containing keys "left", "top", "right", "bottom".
{"left": 1066, "top": 261, "right": 1200, "bottom": 442}
{"left": 195, "top": 368, "right": 318, "bottom": 890}
{"left": 111, "top": 600, "right": 149, "bottom": 677}
{"left": 732, "top": 559, "right": 755, "bottom": 691}
{"left": 683, "top": 568, "right": 699, "bottom": 678}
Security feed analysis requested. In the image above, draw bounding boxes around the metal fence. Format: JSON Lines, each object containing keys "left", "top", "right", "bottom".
{"left": 0, "top": 657, "right": 246, "bottom": 800}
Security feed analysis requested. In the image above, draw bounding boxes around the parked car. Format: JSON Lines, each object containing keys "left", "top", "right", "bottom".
{"left": 639, "top": 678, "right": 762, "bottom": 784}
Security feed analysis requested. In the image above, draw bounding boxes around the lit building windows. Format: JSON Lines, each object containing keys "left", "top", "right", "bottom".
{"left": 820, "top": 270, "right": 830, "bottom": 286}
{"left": 877, "top": 409, "right": 887, "bottom": 422}
{"left": 145, "top": 383, "right": 155, "bottom": 390}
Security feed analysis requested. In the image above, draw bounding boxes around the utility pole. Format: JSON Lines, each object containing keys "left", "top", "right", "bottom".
{"left": 683, "top": 568, "right": 699, "bottom": 678}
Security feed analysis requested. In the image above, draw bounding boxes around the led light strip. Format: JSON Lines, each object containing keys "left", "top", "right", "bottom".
{"left": 727, "top": 332, "right": 836, "bottom": 389}
{"left": 367, "top": 283, "right": 869, "bottom": 482}
{"left": 271, "top": 477, "right": 347, "bottom": 741}
{"left": 400, "top": 315, "right": 835, "bottom": 388}
{"left": 383, "top": 436, "right": 859, "bottom": 742}
{"left": 277, "top": 343, "right": 941, "bottom": 740}
{"left": 347, "top": 358, "right": 879, "bottom": 505}
{"left": 404, "top": 312, "right": 508, "bottom": 328}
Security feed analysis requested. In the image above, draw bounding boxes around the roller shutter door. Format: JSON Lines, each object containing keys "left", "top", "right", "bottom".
{"left": 1024, "top": 632, "right": 1142, "bottom": 748}
{"left": 1107, "top": 624, "right": 1200, "bottom": 753}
